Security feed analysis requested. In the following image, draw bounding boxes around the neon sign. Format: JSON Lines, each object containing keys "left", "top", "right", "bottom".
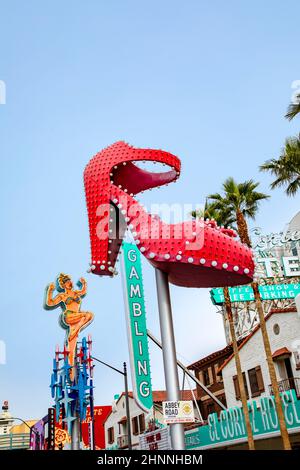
{"left": 185, "top": 389, "right": 300, "bottom": 449}
{"left": 253, "top": 227, "right": 300, "bottom": 250}
{"left": 121, "top": 242, "right": 153, "bottom": 413}
{"left": 211, "top": 283, "right": 300, "bottom": 305}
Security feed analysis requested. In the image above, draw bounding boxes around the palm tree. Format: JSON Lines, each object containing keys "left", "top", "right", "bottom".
{"left": 209, "top": 178, "right": 292, "bottom": 450}
{"left": 191, "top": 201, "right": 236, "bottom": 229}
{"left": 285, "top": 94, "right": 300, "bottom": 120}
{"left": 192, "top": 201, "right": 255, "bottom": 450}
{"left": 260, "top": 135, "right": 300, "bottom": 197}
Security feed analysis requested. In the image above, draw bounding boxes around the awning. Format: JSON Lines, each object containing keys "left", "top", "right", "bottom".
{"left": 272, "top": 347, "right": 291, "bottom": 360}
{"left": 118, "top": 416, "right": 127, "bottom": 424}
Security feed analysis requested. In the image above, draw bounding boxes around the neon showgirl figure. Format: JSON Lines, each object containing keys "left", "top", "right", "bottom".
{"left": 44, "top": 273, "right": 94, "bottom": 369}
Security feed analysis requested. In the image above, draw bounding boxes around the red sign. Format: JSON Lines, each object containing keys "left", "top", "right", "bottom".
{"left": 81, "top": 406, "right": 112, "bottom": 449}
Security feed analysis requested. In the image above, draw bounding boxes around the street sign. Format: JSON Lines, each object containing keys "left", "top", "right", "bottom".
{"left": 163, "top": 400, "right": 195, "bottom": 424}
{"left": 210, "top": 283, "right": 300, "bottom": 305}
{"left": 121, "top": 242, "right": 153, "bottom": 413}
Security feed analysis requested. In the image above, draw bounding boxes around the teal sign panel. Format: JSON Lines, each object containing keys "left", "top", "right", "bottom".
{"left": 210, "top": 283, "right": 300, "bottom": 305}
{"left": 121, "top": 242, "right": 153, "bottom": 413}
{"left": 185, "top": 390, "right": 300, "bottom": 449}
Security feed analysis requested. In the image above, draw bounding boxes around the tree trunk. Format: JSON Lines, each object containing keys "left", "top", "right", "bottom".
{"left": 251, "top": 282, "right": 291, "bottom": 450}
{"left": 236, "top": 209, "right": 252, "bottom": 247}
{"left": 223, "top": 286, "right": 255, "bottom": 450}
{"left": 236, "top": 210, "right": 291, "bottom": 450}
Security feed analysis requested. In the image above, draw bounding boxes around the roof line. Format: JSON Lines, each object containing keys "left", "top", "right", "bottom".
{"left": 218, "top": 308, "right": 297, "bottom": 373}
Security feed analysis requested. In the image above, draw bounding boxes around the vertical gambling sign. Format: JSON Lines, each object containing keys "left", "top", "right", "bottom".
{"left": 121, "top": 242, "right": 153, "bottom": 413}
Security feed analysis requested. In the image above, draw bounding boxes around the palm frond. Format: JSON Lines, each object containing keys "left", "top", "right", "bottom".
{"left": 209, "top": 177, "right": 269, "bottom": 224}
{"left": 260, "top": 135, "right": 300, "bottom": 197}
{"left": 285, "top": 94, "right": 300, "bottom": 121}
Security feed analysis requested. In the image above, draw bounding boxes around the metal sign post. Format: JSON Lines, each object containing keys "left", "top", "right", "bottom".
{"left": 123, "top": 362, "right": 132, "bottom": 450}
{"left": 155, "top": 268, "right": 185, "bottom": 450}
{"left": 71, "top": 346, "right": 80, "bottom": 451}
{"left": 147, "top": 329, "right": 226, "bottom": 410}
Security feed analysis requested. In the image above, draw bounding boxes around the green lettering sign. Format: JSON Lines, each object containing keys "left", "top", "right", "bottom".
{"left": 121, "top": 242, "right": 153, "bottom": 413}
{"left": 185, "top": 390, "right": 300, "bottom": 449}
{"left": 210, "top": 283, "right": 300, "bottom": 305}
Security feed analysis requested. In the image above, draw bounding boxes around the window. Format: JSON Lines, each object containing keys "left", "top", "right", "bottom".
{"left": 131, "top": 414, "right": 146, "bottom": 435}
{"left": 132, "top": 416, "right": 139, "bottom": 435}
{"left": 139, "top": 414, "right": 145, "bottom": 433}
{"left": 273, "top": 324, "right": 280, "bottom": 335}
{"left": 215, "top": 363, "right": 223, "bottom": 382}
{"left": 233, "top": 373, "right": 249, "bottom": 400}
{"left": 203, "top": 369, "right": 210, "bottom": 386}
{"left": 294, "top": 350, "right": 300, "bottom": 370}
{"left": 248, "top": 366, "right": 265, "bottom": 397}
{"left": 207, "top": 403, "right": 215, "bottom": 416}
{"left": 107, "top": 426, "right": 114, "bottom": 444}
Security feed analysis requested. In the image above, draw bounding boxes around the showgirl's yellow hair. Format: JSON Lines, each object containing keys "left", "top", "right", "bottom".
{"left": 58, "top": 273, "right": 71, "bottom": 289}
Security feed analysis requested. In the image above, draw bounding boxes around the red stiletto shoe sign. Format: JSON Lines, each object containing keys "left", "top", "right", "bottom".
{"left": 121, "top": 242, "right": 153, "bottom": 413}
{"left": 84, "top": 141, "right": 254, "bottom": 288}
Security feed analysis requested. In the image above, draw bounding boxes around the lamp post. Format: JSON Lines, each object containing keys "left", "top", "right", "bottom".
{"left": 91, "top": 356, "right": 132, "bottom": 450}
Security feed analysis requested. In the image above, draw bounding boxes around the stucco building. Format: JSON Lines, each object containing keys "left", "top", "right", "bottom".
{"left": 188, "top": 345, "right": 233, "bottom": 419}
{"left": 219, "top": 308, "right": 300, "bottom": 408}
{"left": 104, "top": 389, "right": 201, "bottom": 449}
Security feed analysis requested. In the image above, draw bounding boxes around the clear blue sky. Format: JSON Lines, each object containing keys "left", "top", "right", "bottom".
{"left": 0, "top": 0, "right": 299, "bottom": 420}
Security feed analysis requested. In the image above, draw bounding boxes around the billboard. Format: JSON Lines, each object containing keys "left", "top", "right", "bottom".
{"left": 81, "top": 406, "right": 112, "bottom": 450}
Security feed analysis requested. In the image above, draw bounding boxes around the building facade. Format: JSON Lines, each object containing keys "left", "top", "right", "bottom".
{"left": 219, "top": 308, "right": 300, "bottom": 408}
{"left": 188, "top": 345, "right": 233, "bottom": 419}
{"left": 104, "top": 390, "right": 201, "bottom": 449}
{"left": 0, "top": 401, "right": 36, "bottom": 450}
{"left": 0, "top": 401, "right": 13, "bottom": 436}
{"left": 214, "top": 211, "right": 300, "bottom": 343}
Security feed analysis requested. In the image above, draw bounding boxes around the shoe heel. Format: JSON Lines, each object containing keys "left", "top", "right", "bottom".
{"left": 84, "top": 155, "right": 125, "bottom": 276}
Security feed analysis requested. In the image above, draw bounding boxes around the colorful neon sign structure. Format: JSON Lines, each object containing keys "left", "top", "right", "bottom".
{"left": 50, "top": 337, "right": 94, "bottom": 437}
{"left": 83, "top": 141, "right": 254, "bottom": 287}
{"left": 44, "top": 274, "right": 94, "bottom": 373}
{"left": 44, "top": 274, "right": 95, "bottom": 449}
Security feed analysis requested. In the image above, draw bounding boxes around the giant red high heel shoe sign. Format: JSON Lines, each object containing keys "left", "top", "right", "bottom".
{"left": 84, "top": 141, "right": 255, "bottom": 450}
{"left": 83, "top": 141, "right": 254, "bottom": 287}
